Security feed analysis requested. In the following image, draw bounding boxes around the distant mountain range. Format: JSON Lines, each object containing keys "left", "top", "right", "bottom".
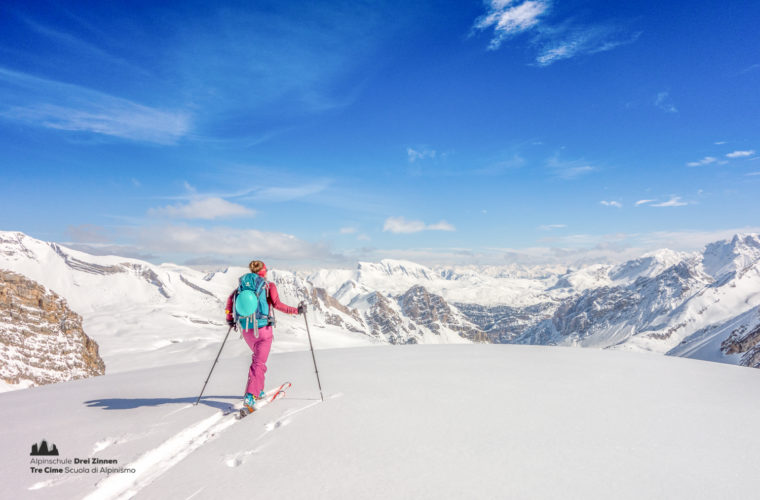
{"left": 2, "top": 230, "right": 759, "bottom": 390}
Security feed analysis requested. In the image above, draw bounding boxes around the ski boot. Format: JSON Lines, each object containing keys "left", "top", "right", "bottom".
{"left": 243, "top": 392, "right": 257, "bottom": 412}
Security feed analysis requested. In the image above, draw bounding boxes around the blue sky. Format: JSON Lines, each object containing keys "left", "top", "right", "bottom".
{"left": 1, "top": 0, "right": 758, "bottom": 268}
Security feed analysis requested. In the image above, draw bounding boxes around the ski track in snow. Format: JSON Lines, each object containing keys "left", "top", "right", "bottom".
{"left": 81, "top": 388, "right": 314, "bottom": 499}
{"left": 224, "top": 446, "right": 265, "bottom": 468}
{"left": 185, "top": 487, "right": 206, "bottom": 500}
{"left": 223, "top": 399, "right": 322, "bottom": 469}
{"left": 82, "top": 412, "right": 234, "bottom": 500}
{"left": 29, "top": 477, "right": 75, "bottom": 491}
{"left": 92, "top": 436, "right": 130, "bottom": 455}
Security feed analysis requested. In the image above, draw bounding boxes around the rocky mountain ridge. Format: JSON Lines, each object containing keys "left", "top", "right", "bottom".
{"left": 0, "top": 269, "right": 105, "bottom": 388}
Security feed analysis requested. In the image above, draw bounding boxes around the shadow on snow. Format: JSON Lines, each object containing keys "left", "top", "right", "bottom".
{"left": 84, "top": 395, "right": 240, "bottom": 411}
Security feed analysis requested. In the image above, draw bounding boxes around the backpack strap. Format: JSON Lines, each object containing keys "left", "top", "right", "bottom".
{"left": 230, "top": 289, "right": 240, "bottom": 323}
{"left": 264, "top": 282, "right": 275, "bottom": 327}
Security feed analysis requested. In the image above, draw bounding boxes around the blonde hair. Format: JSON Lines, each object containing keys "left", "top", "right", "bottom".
{"left": 249, "top": 260, "right": 265, "bottom": 273}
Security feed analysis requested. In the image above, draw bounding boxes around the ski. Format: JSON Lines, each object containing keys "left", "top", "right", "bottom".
{"left": 235, "top": 381, "right": 292, "bottom": 420}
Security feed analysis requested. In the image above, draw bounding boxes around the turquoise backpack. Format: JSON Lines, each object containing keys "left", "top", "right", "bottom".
{"left": 234, "top": 273, "right": 271, "bottom": 331}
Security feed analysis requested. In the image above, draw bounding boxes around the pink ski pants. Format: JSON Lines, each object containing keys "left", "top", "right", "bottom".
{"left": 242, "top": 325, "right": 273, "bottom": 396}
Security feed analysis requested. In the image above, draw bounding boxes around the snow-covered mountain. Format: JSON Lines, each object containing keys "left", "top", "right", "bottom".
{"left": 0, "top": 231, "right": 375, "bottom": 384}
{"left": 3, "top": 230, "right": 760, "bottom": 393}
{"left": 516, "top": 234, "right": 760, "bottom": 364}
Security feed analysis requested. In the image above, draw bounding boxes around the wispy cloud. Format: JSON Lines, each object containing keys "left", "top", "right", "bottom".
{"left": 0, "top": 67, "right": 190, "bottom": 144}
{"left": 383, "top": 216, "right": 455, "bottom": 234}
{"left": 655, "top": 91, "right": 677, "bottom": 113}
{"left": 538, "top": 224, "right": 567, "bottom": 230}
{"left": 168, "top": 179, "right": 331, "bottom": 204}
{"left": 686, "top": 156, "right": 717, "bottom": 167}
{"left": 516, "top": 227, "right": 760, "bottom": 266}
{"left": 535, "top": 25, "right": 641, "bottom": 67}
{"left": 407, "top": 147, "right": 437, "bottom": 163}
{"left": 20, "top": 17, "right": 151, "bottom": 78}
{"left": 600, "top": 200, "right": 622, "bottom": 208}
{"left": 148, "top": 197, "right": 254, "bottom": 220}
{"left": 66, "top": 224, "right": 111, "bottom": 244}
{"left": 255, "top": 182, "right": 331, "bottom": 202}
{"left": 472, "top": 154, "right": 525, "bottom": 175}
{"left": 546, "top": 155, "right": 595, "bottom": 179}
{"left": 139, "top": 225, "right": 334, "bottom": 262}
{"left": 472, "top": 1, "right": 639, "bottom": 66}
{"left": 726, "top": 150, "right": 755, "bottom": 158}
{"left": 635, "top": 199, "right": 655, "bottom": 206}
{"left": 736, "top": 63, "right": 760, "bottom": 76}
{"left": 340, "top": 227, "right": 358, "bottom": 234}
{"left": 651, "top": 196, "right": 688, "bottom": 207}
{"left": 473, "top": 0, "right": 551, "bottom": 50}
{"left": 169, "top": 3, "right": 389, "bottom": 124}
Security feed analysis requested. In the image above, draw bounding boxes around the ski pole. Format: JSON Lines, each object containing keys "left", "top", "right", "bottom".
{"left": 301, "top": 303, "right": 324, "bottom": 402}
{"left": 194, "top": 325, "right": 234, "bottom": 406}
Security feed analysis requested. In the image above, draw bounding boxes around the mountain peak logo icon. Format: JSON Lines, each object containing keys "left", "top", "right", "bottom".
{"left": 30, "top": 440, "right": 59, "bottom": 456}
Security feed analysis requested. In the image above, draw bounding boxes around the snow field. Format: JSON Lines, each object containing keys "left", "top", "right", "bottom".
{"left": 3, "top": 345, "right": 760, "bottom": 499}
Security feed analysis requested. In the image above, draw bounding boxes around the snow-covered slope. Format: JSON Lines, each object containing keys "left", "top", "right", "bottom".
{"left": 2, "top": 345, "right": 760, "bottom": 499}
{"left": 669, "top": 305, "right": 760, "bottom": 367}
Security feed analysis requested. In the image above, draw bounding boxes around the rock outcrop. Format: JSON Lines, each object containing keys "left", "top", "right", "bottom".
{"left": 0, "top": 269, "right": 105, "bottom": 387}
{"left": 720, "top": 308, "right": 760, "bottom": 368}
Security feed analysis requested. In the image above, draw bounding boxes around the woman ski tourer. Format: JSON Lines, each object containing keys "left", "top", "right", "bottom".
{"left": 226, "top": 260, "right": 305, "bottom": 412}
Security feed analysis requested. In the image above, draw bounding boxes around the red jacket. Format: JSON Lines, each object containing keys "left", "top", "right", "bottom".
{"left": 225, "top": 281, "right": 298, "bottom": 322}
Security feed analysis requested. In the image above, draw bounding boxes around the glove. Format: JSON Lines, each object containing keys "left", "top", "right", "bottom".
{"left": 298, "top": 302, "right": 307, "bottom": 314}
{"left": 227, "top": 318, "right": 236, "bottom": 329}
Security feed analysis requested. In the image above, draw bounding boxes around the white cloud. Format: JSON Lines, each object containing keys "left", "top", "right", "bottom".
{"left": 535, "top": 26, "right": 641, "bottom": 67}
{"left": 737, "top": 63, "right": 760, "bottom": 75}
{"left": 340, "top": 227, "right": 358, "bottom": 234}
{"left": 546, "top": 155, "right": 595, "bottom": 179}
{"left": 714, "top": 141, "right": 727, "bottom": 145}
{"left": 522, "top": 227, "right": 760, "bottom": 266}
{"left": 563, "top": 166, "right": 594, "bottom": 178}
{"left": 383, "top": 216, "right": 456, "bottom": 234}
{"left": 139, "top": 225, "right": 333, "bottom": 261}
{"left": 600, "top": 200, "right": 622, "bottom": 208}
{"left": 0, "top": 67, "right": 190, "bottom": 144}
{"left": 427, "top": 221, "right": 457, "bottom": 231}
{"left": 149, "top": 197, "right": 254, "bottom": 220}
{"left": 254, "top": 181, "right": 331, "bottom": 201}
{"left": 686, "top": 156, "right": 717, "bottom": 167}
{"left": 726, "top": 150, "right": 756, "bottom": 158}
{"left": 66, "top": 224, "right": 110, "bottom": 244}
{"left": 651, "top": 196, "right": 688, "bottom": 207}
{"left": 407, "top": 147, "right": 437, "bottom": 163}
{"left": 635, "top": 199, "right": 655, "bottom": 206}
{"left": 538, "top": 224, "right": 567, "bottom": 230}
{"left": 655, "top": 92, "right": 677, "bottom": 113}
{"left": 473, "top": 2, "right": 640, "bottom": 65}
{"left": 474, "top": 0, "right": 551, "bottom": 50}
